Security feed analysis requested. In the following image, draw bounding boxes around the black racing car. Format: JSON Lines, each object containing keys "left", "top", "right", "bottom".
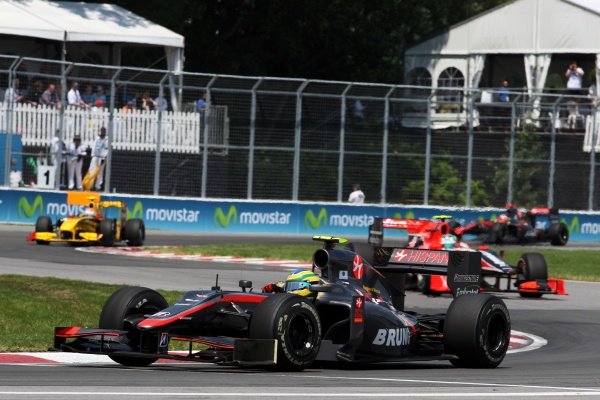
{"left": 52, "top": 236, "right": 511, "bottom": 371}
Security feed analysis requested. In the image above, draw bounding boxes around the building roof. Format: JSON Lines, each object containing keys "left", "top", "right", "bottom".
{"left": 406, "top": 0, "right": 600, "bottom": 56}
{"left": 0, "top": 0, "right": 183, "bottom": 48}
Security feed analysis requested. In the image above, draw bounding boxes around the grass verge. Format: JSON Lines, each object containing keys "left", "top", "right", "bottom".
{"left": 0, "top": 275, "right": 182, "bottom": 352}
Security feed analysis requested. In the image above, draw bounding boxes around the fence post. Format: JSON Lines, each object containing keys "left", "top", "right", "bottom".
{"left": 548, "top": 97, "right": 561, "bottom": 208}
{"left": 381, "top": 86, "right": 395, "bottom": 204}
{"left": 153, "top": 74, "right": 169, "bottom": 196}
{"left": 589, "top": 105, "right": 598, "bottom": 210}
{"left": 3, "top": 57, "right": 20, "bottom": 187}
{"left": 105, "top": 68, "right": 121, "bottom": 194}
{"left": 507, "top": 101, "right": 516, "bottom": 204}
{"left": 465, "top": 93, "right": 475, "bottom": 208}
{"left": 424, "top": 95, "right": 433, "bottom": 205}
{"left": 337, "top": 84, "right": 352, "bottom": 202}
{"left": 201, "top": 76, "right": 218, "bottom": 198}
{"left": 247, "top": 78, "right": 263, "bottom": 199}
{"left": 292, "top": 80, "right": 309, "bottom": 201}
{"left": 56, "top": 62, "right": 74, "bottom": 190}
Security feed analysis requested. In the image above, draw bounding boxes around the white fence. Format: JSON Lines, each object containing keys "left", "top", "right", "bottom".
{"left": 0, "top": 104, "right": 229, "bottom": 154}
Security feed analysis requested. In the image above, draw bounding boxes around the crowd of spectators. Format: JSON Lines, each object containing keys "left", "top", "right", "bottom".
{"left": 2, "top": 76, "right": 172, "bottom": 112}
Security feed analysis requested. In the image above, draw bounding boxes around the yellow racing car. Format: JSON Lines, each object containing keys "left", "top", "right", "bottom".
{"left": 30, "top": 192, "right": 145, "bottom": 247}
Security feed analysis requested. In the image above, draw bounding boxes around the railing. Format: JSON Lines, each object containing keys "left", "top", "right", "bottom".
{"left": 0, "top": 103, "right": 229, "bottom": 154}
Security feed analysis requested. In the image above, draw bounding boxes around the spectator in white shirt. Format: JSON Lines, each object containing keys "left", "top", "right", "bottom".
{"left": 67, "top": 82, "right": 89, "bottom": 108}
{"left": 348, "top": 183, "right": 365, "bottom": 204}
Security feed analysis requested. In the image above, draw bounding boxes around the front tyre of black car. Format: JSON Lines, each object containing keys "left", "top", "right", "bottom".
{"left": 99, "top": 286, "right": 168, "bottom": 367}
{"left": 444, "top": 293, "right": 510, "bottom": 368}
{"left": 549, "top": 222, "right": 569, "bottom": 246}
{"left": 249, "top": 293, "right": 321, "bottom": 371}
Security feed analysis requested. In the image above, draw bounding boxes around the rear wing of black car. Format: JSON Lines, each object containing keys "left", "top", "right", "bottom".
{"left": 373, "top": 247, "right": 481, "bottom": 297}
{"left": 312, "top": 237, "right": 482, "bottom": 298}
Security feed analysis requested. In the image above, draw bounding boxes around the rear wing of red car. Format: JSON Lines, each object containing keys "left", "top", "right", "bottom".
{"left": 368, "top": 217, "right": 453, "bottom": 248}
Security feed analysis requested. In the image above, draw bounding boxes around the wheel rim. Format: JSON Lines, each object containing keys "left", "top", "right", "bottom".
{"left": 286, "top": 314, "right": 316, "bottom": 357}
{"left": 486, "top": 313, "right": 507, "bottom": 356}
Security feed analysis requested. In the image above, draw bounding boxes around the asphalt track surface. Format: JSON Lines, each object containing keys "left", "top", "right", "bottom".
{"left": 1, "top": 224, "right": 600, "bottom": 399}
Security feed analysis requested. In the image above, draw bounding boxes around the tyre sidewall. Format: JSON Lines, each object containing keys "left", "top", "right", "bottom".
{"left": 249, "top": 294, "right": 321, "bottom": 371}
{"left": 444, "top": 294, "right": 510, "bottom": 368}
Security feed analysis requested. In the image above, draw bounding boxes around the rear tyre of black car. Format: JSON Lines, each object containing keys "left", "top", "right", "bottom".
{"left": 248, "top": 293, "right": 321, "bottom": 371}
{"left": 549, "top": 222, "right": 569, "bottom": 246}
{"left": 34, "top": 216, "right": 52, "bottom": 245}
{"left": 517, "top": 253, "right": 548, "bottom": 298}
{"left": 444, "top": 293, "right": 510, "bottom": 368}
{"left": 99, "top": 219, "right": 115, "bottom": 246}
{"left": 125, "top": 219, "right": 145, "bottom": 246}
{"left": 99, "top": 286, "right": 168, "bottom": 367}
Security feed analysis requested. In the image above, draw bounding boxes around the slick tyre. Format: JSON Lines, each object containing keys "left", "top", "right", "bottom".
{"left": 125, "top": 219, "right": 145, "bottom": 246}
{"left": 489, "top": 223, "right": 506, "bottom": 244}
{"left": 417, "top": 274, "right": 439, "bottom": 296}
{"left": 249, "top": 293, "right": 321, "bottom": 371}
{"left": 99, "top": 219, "right": 115, "bottom": 247}
{"left": 34, "top": 216, "right": 52, "bottom": 245}
{"left": 444, "top": 293, "right": 510, "bottom": 368}
{"left": 549, "top": 223, "right": 569, "bottom": 246}
{"left": 518, "top": 253, "right": 548, "bottom": 298}
{"left": 99, "top": 286, "right": 168, "bottom": 367}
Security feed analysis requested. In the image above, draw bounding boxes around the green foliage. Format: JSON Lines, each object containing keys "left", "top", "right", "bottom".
{"left": 403, "top": 158, "right": 490, "bottom": 206}
{"left": 490, "top": 124, "right": 547, "bottom": 207}
{"left": 105, "top": 0, "right": 509, "bottom": 81}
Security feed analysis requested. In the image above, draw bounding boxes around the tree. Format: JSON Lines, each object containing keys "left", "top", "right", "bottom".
{"left": 104, "top": 0, "right": 508, "bottom": 82}
{"left": 490, "top": 123, "right": 548, "bottom": 207}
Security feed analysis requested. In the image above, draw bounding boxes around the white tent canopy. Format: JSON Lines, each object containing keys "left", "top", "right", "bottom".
{"left": 0, "top": 0, "right": 184, "bottom": 72}
{"left": 405, "top": 0, "right": 600, "bottom": 92}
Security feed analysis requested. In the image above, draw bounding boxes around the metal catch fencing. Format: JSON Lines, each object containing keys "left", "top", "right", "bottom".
{"left": 2, "top": 54, "right": 600, "bottom": 210}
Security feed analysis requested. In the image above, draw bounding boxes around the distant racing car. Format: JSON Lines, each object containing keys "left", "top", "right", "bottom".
{"left": 52, "top": 236, "right": 511, "bottom": 370}
{"left": 461, "top": 205, "right": 569, "bottom": 246}
{"left": 29, "top": 191, "right": 145, "bottom": 247}
{"left": 367, "top": 216, "right": 566, "bottom": 298}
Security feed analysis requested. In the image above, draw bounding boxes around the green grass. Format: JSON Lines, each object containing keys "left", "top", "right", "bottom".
{"left": 501, "top": 249, "right": 600, "bottom": 282}
{"left": 0, "top": 275, "right": 182, "bottom": 352}
{"left": 147, "top": 244, "right": 322, "bottom": 262}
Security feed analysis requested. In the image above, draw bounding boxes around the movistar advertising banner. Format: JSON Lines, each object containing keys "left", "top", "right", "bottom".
{"left": 0, "top": 188, "right": 596, "bottom": 242}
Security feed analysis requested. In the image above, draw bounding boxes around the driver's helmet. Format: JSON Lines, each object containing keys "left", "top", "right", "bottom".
{"left": 284, "top": 269, "right": 320, "bottom": 297}
{"left": 82, "top": 207, "right": 95, "bottom": 217}
{"left": 440, "top": 234, "right": 457, "bottom": 249}
{"left": 497, "top": 214, "right": 509, "bottom": 224}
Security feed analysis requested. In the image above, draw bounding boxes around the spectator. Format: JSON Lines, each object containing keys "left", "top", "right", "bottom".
{"left": 498, "top": 80, "right": 510, "bottom": 102}
{"left": 141, "top": 91, "right": 157, "bottom": 111}
{"left": 67, "top": 135, "right": 86, "bottom": 190}
{"left": 89, "top": 127, "right": 109, "bottom": 191}
{"left": 40, "top": 83, "right": 62, "bottom": 109}
{"left": 50, "top": 129, "right": 66, "bottom": 187}
{"left": 29, "top": 79, "right": 44, "bottom": 105}
{"left": 565, "top": 61, "right": 584, "bottom": 93}
{"left": 67, "top": 82, "right": 89, "bottom": 108}
{"left": 155, "top": 93, "right": 168, "bottom": 112}
{"left": 81, "top": 84, "right": 95, "bottom": 105}
{"left": 354, "top": 99, "right": 365, "bottom": 119}
{"left": 95, "top": 85, "right": 107, "bottom": 106}
{"left": 348, "top": 183, "right": 365, "bottom": 204}
{"left": 196, "top": 92, "right": 207, "bottom": 113}
{"left": 3, "top": 78, "right": 26, "bottom": 105}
